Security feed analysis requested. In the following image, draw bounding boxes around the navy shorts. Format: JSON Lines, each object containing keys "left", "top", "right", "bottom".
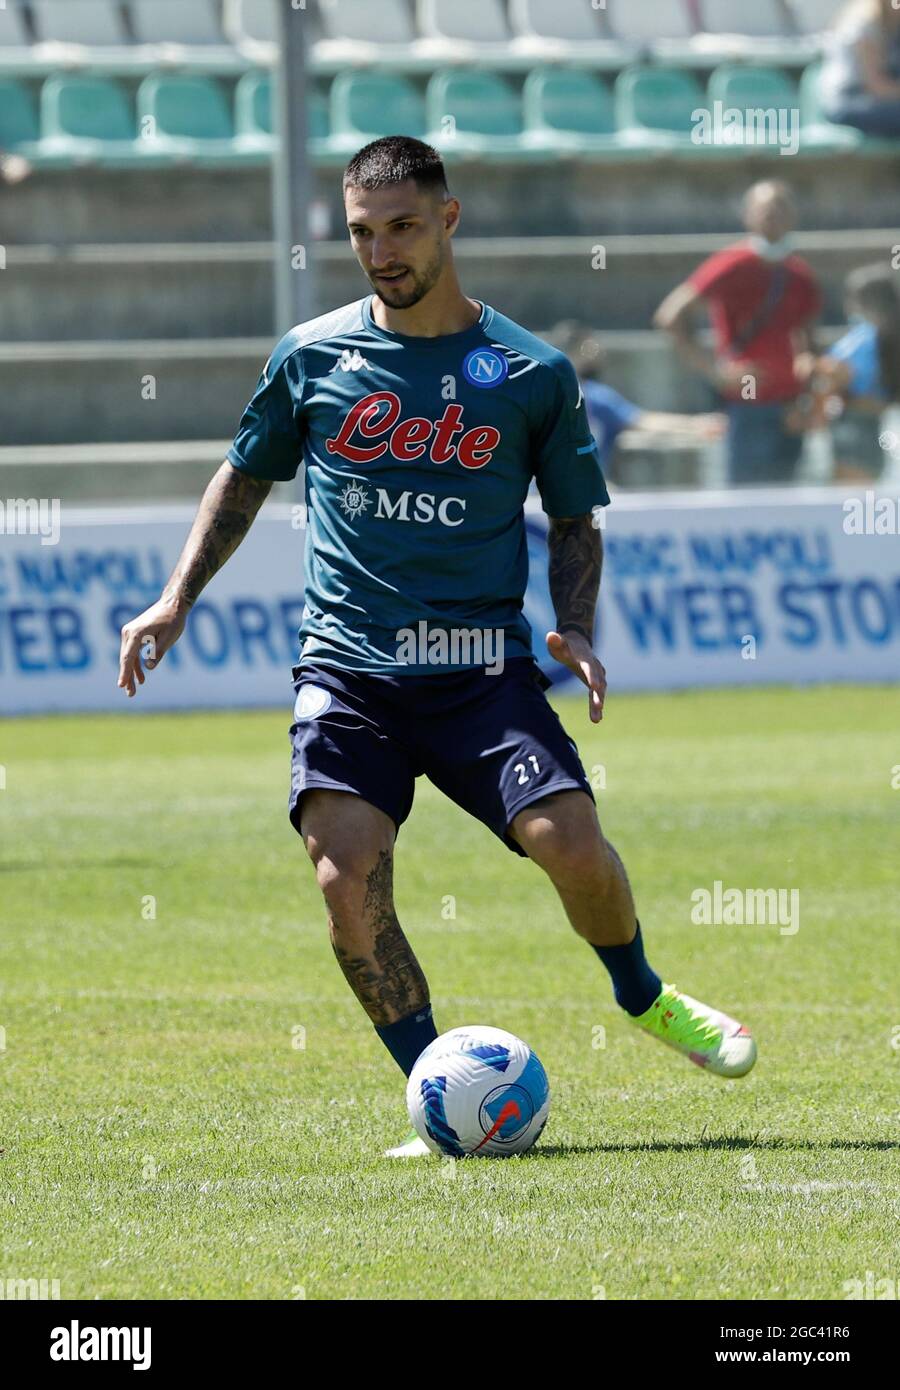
{"left": 287, "top": 657, "right": 594, "bottom": 856}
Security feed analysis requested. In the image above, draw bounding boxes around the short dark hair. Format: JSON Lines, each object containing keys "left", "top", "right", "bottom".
{"left": 343, "top": 136, "right": 449, "bottom": 198}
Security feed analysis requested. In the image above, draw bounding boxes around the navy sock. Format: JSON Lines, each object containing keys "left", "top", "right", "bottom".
{"left": 374, "top": 1004, "right": 439, "bottom": 1077}
{"left": 592, "top": 921, "right": 662, "bottom": 1017}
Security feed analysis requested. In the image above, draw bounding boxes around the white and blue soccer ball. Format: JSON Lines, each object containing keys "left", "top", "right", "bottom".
{"left": 406, "top": 1025, "right": 550, "bottom": 1158}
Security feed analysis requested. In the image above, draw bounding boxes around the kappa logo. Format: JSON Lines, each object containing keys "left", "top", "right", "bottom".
{"left": 294, "top": 685, "right": 332, "bottom": 721}
{"left": 326, "top": 391, "right": 500, "bottom": 469}
{"left": 333, "top": 349, "right": 370, "bottom": 373}
{"left": 462, "top": 347, "right": 509, "bottom": 389}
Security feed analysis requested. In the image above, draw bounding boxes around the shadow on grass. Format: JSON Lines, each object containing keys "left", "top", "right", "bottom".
{"left": 535, "top": 1135, "right": 900, "bottom": 1156}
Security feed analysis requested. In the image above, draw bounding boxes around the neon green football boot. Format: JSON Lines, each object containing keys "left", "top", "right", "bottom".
{"left": 632, "top": 984, "right": 757, "bottom": 1078}
{"left": 383, "top": 1127, "right": 432, "bottom": 1159}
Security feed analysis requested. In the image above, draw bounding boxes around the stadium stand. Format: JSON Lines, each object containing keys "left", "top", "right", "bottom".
{"left": 1, "top": 0, "right": 898, "bottom": 496}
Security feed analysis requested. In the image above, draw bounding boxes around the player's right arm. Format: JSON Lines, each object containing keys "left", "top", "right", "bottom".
{"left": 117, "top": 461, "right": 273, "bottom": 698}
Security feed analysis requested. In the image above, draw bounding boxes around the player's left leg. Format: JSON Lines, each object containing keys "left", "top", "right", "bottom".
{"left": 509, "top": 791, "right": 757, "bottom": 1079}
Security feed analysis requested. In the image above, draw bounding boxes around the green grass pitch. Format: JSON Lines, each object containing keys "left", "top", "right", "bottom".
{"left": 1, "top": 684, "right": 898, "bottom": 1300}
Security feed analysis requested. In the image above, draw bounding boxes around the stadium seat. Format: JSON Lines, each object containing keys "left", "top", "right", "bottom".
{"left": 319, "top": 0, "right": 414, "bottom": 45}
{"left": 704, "top": 66, "right": 800, "bottom": 153}
{"left": 694, "top": 0, "right": 806, "bottom": 62}
{"left": 36, "top": 74, "right": 159, "bottom": 165}
{"left": 615, "top": 67, "right": 706, "bottom": 148}
{"left": 0, "top": 76, "right": 39, "bottom": 149}
{"left": 42, "top": 74, "right": 133, "bottom": 139}
{"left": 225, "top": 0, "right": 324, "bottom": 62}
{"left": 708, "top": 65, "right": 800, "bottom": 109}
{"left": 426, "top": 69, "right": 523, "bottom": 154}
{"left": 127, "top": 0, "right": 239, "bottom": 67}
{"left": 605, "top": 0, "right": 698, "bottom": 61}
{"left": 129, "top": 0, "right": 224, "bottom": 44}
{"left": 137, "top": 74, "right": 245, "bottom": 163}
{"left": 330, "top": 71, "right": 427, "bottom": 148}
{"left": 225, "top": 0, "right": 278, "bottom": 46}
{"left": 787, "top": 0, "right": 845, "bottom": 35}
{"left": 522, "top": 68, "right": 623, "bottom": 153}
{"left": 31, "top": 1, "right": 130, "bottom": 47}
{"left": 510, "top": 0, "right": 609, "bottom": 43}
{"left": 418, "top": 0, "right": 510, "bottom": 47}
{"left": 798, "top": 60, "right": 863, "bottom": 152}
{"left": 234, "top": 71, "right": 330, "bottom": 157}
{"left": 508, "top": 0, "right": 631, "bottom": 65}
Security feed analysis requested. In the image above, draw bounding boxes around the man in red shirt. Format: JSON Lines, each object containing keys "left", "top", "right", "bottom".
{"left": 654, "top": 181, "right": 822, "bottom": 484}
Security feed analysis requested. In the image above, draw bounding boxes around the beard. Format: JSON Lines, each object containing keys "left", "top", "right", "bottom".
{"left": 369, "top": 245, "right": 444, "bottom": 309}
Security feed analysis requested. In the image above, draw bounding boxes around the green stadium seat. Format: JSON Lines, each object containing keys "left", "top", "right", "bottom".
{"left": 0, "top": 77, "right": 38, "bottom": 148}
{"left": 234, "top": 72, "right": 330, "bottom": 156}
{"left": 329, "top": 71, "right": 426, "bottom": 148}
{"left": 137, "top": 74, "right": 252, "bottom": 164}
{"left": 706, "top": 66, "right": 800, "bottom": 151}
{"left": 615, "top": 67, "right": 706, "bottom": 149}
{"left": 426, "top": 70, "right": 524, "bottom": 155}
{"left": 708, "top": 65, "right": 799, "bottom": 109}
{"left": 42, "top": 76, "right": 134, "bottom": 142}
{"left": 798, "top": 62, "right": 863, "bottom": 152}
{"left": 522, "top": 68, "right": 622, "bottom": 154}
{"left": 40, "top": 75, "right": 187, "bottom": 166}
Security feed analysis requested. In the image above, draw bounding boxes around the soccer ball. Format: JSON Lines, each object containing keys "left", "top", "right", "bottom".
{"left": 406, "top": 1025, "right": 550, "bottom": 1158}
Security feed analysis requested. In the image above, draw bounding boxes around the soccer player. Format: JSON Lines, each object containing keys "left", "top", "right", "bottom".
{"left": 118, "top": 137, "right": 756, "bottom": 1158}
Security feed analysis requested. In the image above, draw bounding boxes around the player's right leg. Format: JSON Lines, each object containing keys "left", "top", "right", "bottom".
{"left": 298, "top": 789, "right": 437, "bottom": 1157}
{"left": 287, "top": 664, "right": 440, "bottom": 1154}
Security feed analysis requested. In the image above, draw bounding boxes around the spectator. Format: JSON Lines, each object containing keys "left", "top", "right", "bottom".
{"left": 805, "top": 264, "right": 900, "bottom": 479}
{"left": 819, "top": 0, "right": 900, "bottom": 137}
{"left": 551, "top": 322, "right": 724, "bottom": 486}
{"left": 654, "top": 181, "right": 821, "bottom": 486}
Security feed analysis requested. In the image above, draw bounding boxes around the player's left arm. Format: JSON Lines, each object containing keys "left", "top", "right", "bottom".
{"left": 546, "top": 514, "right": 606, "bottom": 724}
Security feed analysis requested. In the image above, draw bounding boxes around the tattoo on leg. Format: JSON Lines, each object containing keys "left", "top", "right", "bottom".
{"left": 330, "top": 850, "right": 429, "bottom": 1026}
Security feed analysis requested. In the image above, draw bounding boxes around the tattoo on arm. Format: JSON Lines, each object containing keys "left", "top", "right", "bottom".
{"left": 162, "top": 461, "right": 274, "bottom": 609}
{"left": 547, "top": 515, "right": 602, "bottom": 643}
{"left": 329, "top": 850, "right": 430, "bottom": 1026}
